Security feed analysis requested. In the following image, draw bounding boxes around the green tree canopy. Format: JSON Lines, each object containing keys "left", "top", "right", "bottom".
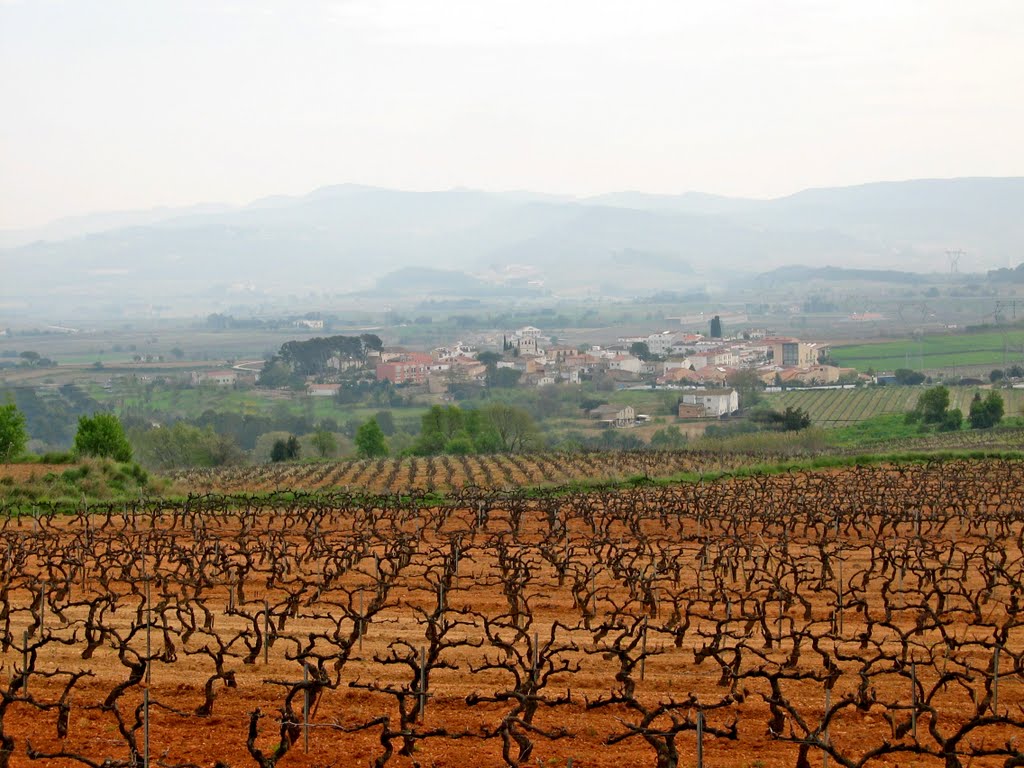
{"left": 629, "top": 342, "right": 652, "bottom": 361}
{"left": 355, "top": 419, "right": 389, "bottom": 458}
{"left": 270, "top": 435, "right": 302, "bottom": 462}
{"left": 649, "top": 425, "right": 686, "bottom": 450}
{"left": 894, "top": 368, "right": 926, "bottom": 385}
{"left": 0, "top": 401, "right": 28, "bottom": 461}
{"left": 311, "top": 428, "right": 338, "bottom": 458}
{"left": 374, "top": 410, "right": 396, "bottom": 436}
{"left": 480, "top": 403, "right": 540, "bottom": 452}
{"left": 74, "top": 412, "right": 133, "bottom": 462}
{"left": 750, "top": 406, "right": 812, "bottom": 431}
{"left": 490, "top": 367, "right": 522, "bottom": 388}
{"left": 911, "top": 385, "right": 951, "bottom": 424}
{"left": 130, "top": 422, "right": 241, "bottom": 470}
{"left": 968, "top": 391, "right": 1004, "bottom": 429}
{"left": 726, "top": 369, "right": 764, "bottom": 409}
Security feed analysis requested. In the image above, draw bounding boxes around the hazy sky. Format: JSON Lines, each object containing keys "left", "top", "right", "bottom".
{"left": 2, "top": 0, "right": 1022, "bottom": 229}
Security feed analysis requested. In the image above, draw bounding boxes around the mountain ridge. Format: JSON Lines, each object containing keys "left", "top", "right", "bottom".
{"left": 2, "top": 177, "right": 1020, "bottom": 315}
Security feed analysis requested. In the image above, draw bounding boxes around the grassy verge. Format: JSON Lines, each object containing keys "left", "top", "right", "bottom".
{"left": 0, "top": 457, "right": 172, "bottom": 505}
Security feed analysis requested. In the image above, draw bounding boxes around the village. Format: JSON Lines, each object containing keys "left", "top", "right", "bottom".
{"left": 189, "top": 318, "right": 858, "bottom": 429}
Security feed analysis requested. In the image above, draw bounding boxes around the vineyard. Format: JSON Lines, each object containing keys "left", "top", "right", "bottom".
{"left": 1, "top": 458, "right": 1022, "bottom": 767}
{"left": 765, "top": 386, "right": 1024, "bottom": 427}
{"left": 170, "top": 451, "right": 787, "bottom": 495}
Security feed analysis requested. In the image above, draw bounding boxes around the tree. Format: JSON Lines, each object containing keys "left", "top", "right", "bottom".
{"left": 256, "top": 360, "right": 293, "bottom": 388}
{"left": 480, "top": 403, "right": 540, "bottom": 452}
{"left": 749, "top": 406, "right": 812, "bottom": 431}
{"left": 709, "top": 315, "right": 723, "bottom": 338}
{"left": 355, "top": 419, "right": 389, "bottom": 457}
{"left": 311, "top": 429, "right": 338, "bottom": 458}
{"left": 910, "top": 385, "right": 951, "bottom": 424}
{"left": 270, "top": 439, "right": 289, "bottom": 462}
{"left": 130, "top": 422, "right": 241, "bottom": 469}
{"left": 939, "top": 407, "right": 963, "bottom": 432}
{"left": 74, "top": 412, "right": 133, "bottom": 461}
{"left": 726, "top": 369, "right": 764, "bottom": 409}
{"left": 490, "top": 367, "right": 522, "bottom": 388}
{"left": 477, "top": 351, "right": 502, "bottom": 368}
{"left": 270, "top": 434, "right": 301, "bottom": 462}
{"left": 0, "top": 401, "right": 28, "bottom": 462}
{"left": 989, "top": 369, "right": 1004, "bottom": 383}
{"left": 374, "top": 410, "right": 396, "bottom": 436}
{"left": 629, "top": 342, "right": 652, "bottom": 361}
{"left": 968, "top": 391, "right": 1004, "bottom": 429}
{"left": 649, "top": 425, "right": 686, "bottom": 450}
{"left": 778, "top": 406, "right": 812, "bottom": 431}
{"left": 894, "top": 368, "right": 926, "bottom": 385}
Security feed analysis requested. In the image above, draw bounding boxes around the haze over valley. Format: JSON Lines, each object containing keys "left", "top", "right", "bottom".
{"left": 2, "top": 176, "right": 1022, "bottom": 320}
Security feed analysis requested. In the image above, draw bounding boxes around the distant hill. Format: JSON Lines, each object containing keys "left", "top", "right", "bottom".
{"left": 754, "top": 265, "right": 930, "bottom": 285}
{"left": 1, "top": 177, "right": 1021, "bottom": 316}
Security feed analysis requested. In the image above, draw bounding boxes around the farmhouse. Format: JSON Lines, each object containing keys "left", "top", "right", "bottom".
{"left": 307, "top": 383, "right": 341, "bottom": 397}
{"left": 588, "top": 404, "right": 636, "bottom": 427}
{"left": 678, "top": 388, "right": 739, "bottom": 418}
{"left": 191, "top": 370, "right": 237, "bottom": 387}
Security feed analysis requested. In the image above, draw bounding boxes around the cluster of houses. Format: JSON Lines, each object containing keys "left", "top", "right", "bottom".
{"left": 188, "top": 324, "right": 856, "bottom": 427}
{"left": 367, "top": 326, "right": 855, "bottom": 392}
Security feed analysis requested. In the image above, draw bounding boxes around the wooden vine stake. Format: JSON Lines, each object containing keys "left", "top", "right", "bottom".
{"left": 910, "top": 661, "right": 918, "bottom": 740}
{"left": 992, "top": 644, "right": 1001, "bottom": 715}
{"left": 303, "top": 664, "right": 310, "bottom": 753}
{"left": 144, "top": 574, "right": 151, "bottom": 768}
{"left": 823, "top": 684, "right": 831, "bottom": 768}
{"left": 696, "top": 709, "right": 704, "bottom": 768}
{"left": 418, "top": 645, "right": 428, "bottom": 721}
{"left": 359, "top": 590, "right": 365, "bottom": 651}
{"left": 640, "top": 617, "right": 648, "bottom": 681}
{"left": 263, "top": 598, "right": 270, "bottom": 664}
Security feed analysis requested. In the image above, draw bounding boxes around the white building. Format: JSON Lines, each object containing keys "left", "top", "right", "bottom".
{"left": 608, "top": 355, "right": 643, "bottom": 374}
{"left": 646, "top": 332, "right": 678, "bottom": 356}
{"left": 516, "top": 326, "right": 543, "bottom": 339}
{"left": 192, "top": 370, "right": 237, "bottom": 387}
{"left": 678, "top": 388, "right": 739, "bottom": 417}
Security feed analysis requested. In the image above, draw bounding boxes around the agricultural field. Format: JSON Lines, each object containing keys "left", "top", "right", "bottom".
{"left": 765, "top": 386, "right": 1024, "bottom": 427}
{"left": 831, "top": 329, "right": 1024, "bottom": 373}
{"left": 171, "top": 450, "right": 775, "bottom": 495}
{"left": 1, "top": 460, "right": 1022, "bottom": 767}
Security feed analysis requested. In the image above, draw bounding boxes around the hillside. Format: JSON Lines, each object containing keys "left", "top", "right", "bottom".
{"left": 2, "top": 177, "right": 1021, "bottom": 316}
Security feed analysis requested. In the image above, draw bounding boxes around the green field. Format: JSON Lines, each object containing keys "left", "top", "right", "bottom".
{"left": 832, "top": 329, "right": 1024, "bottom": 372}
{"left": 85, "top": 381, "right": 429, "bottom": 429}
{"left": 765, "top": 386, "right": 1024, "bottom": 427}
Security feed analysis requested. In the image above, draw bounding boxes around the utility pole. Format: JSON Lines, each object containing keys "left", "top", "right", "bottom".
{"left": 945, "top": 250, "right": 965, "bottom": 274}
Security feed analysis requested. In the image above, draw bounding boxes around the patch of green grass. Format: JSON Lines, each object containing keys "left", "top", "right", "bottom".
{"left": 832, "top": 329, "right": 1024, "bottom": 372}
{"left": 0, "top": 457, "right": 169, "bottom": 506}
{"left": 827, "top": 413, "right": 923, "bottom": 446}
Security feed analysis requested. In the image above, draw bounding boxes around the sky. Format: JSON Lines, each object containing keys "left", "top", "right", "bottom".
{"left": 1, "top": 0, "right": 1022, "bottom": 229}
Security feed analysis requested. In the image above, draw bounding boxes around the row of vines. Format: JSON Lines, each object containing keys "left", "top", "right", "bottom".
{"left": 767, "top": 387, "right": 1024, "bottom": 427}
{"left": 170, "top": 450, "right": 785, "bottom": 495}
